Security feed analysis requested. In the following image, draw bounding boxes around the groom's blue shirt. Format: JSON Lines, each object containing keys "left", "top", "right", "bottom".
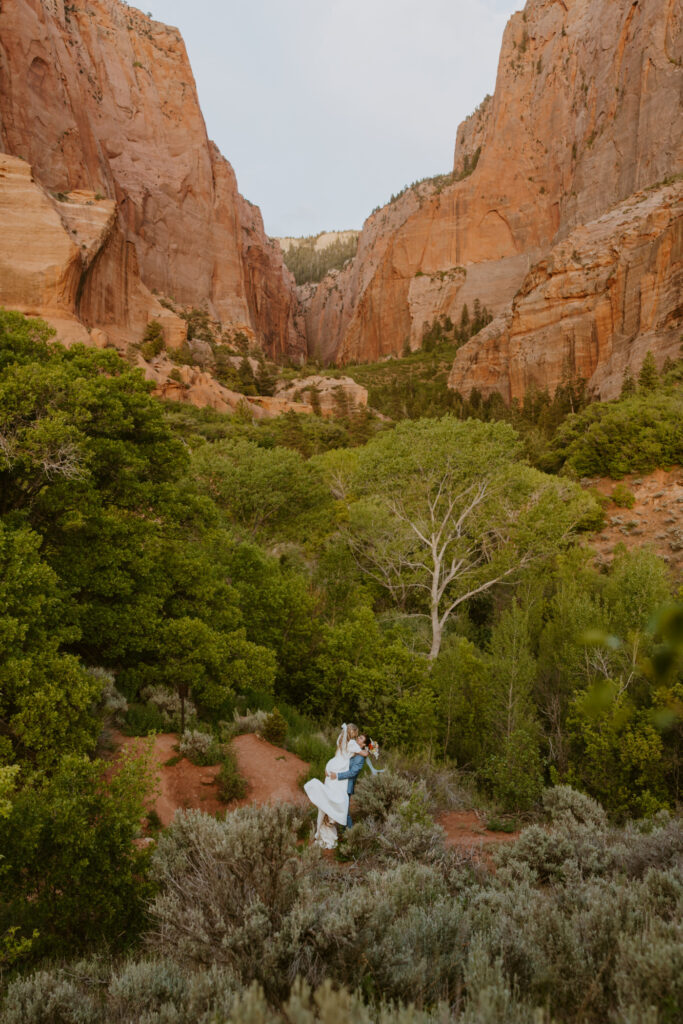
{"left": 336, "top": 753, "right": 365, "bottom": 795}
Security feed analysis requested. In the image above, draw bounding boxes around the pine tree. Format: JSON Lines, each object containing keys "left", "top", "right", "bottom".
{"left": 460, "top": 303, "right": 470, "bottom": 330}
{"left": 620, "top": 367, "right": 637, "bottom": 397}
{"left": 638, "top": 351, "right": 659, "bottom": 391}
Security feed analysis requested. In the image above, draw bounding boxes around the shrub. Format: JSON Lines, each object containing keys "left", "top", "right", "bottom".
{"left": 542, "top": 785, "right": 608, "bottom": 829}
{"left": 140, "top": 320, "right": 165, "bottom": 361}
{"left": 262, "top": 706, "right": 288, "bottom": 746}
{"left": 216, "top": 747, "right": 247, "bottom": 802}
{"left": 1, "top": 964, "right": 441, "bottom": 1023}
{"left": 221, "top": 707, "right": 269, "bottom": 739}
{"left": 353, "top": 770, "right": 416, "bottom": 821}
{"left": 178, "top": 729, "right": 221, "bottom": 766}
{"left": 341, "top": 803, "right": 449, "bottom": 867}
{"left": 141, "top": 685, "right": 197, "bottom": 730}
{"left": 149, "top": 805, "right": 305, "bottom": 997}
{"left": 122, "top": 701, "right": 165, "bottom": 736}
{"left": 1, "top": 970, "right": 97, "bottom": 1024}
{"left": 612, "top": 482, "right": 636, "bottom": 508}
{"left": 614, "top": 918, "right": 683, "bottom": 1024}
{"left": 95, "top": 669, "right": 128, "bottom": 726}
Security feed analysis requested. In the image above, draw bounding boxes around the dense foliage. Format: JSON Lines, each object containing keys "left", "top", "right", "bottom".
{"left": 4, "top": 785, "right": 682, "bottom": 1022}
{"left": 1, "top": 310, "right": 681, "bottom": 1014}
{"left": 281, "top": 233, "right": 359, "bottom": 285}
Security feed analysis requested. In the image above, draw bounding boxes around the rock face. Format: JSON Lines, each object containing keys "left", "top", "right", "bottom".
{"left": 0, "top": 0, "right": 303, "bottom": 360}
{"left": 274, "top": 375, "right": 368, "bottom": 416}
{"left": 450, "top": 180, "right": 683, "bottom": 401}
{"left": 304, "top": 0, "right": 683, "bottom": 398}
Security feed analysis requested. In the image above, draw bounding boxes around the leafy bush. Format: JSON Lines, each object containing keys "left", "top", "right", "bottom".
{"left": 262, "top": 707, "right": 288, "bottom": 745}
{"left": 149, "top": 805, "right": 305, "bottom": 997}
{"left": 542, "top": 785, "right": 608, "bottom": 829}
{"left": 0, "top": 751, "right": 154, "bottom": 961}
{"left": 178, "top": 729, "right": 221, "bottom": 765}
{"left": 141, "top": 685, "right": 197, "bottom": 730}
{"left": 139, "top": 320, "right": 165, "bottom": 361}
{"left": 552, "top": 390, "right": 683, "bottom": 477}
{"left": 122, "top": 701, "right": 165, "bottom": 736}
{"left": 611, "top": 482, "right": 636, "bottom": 507}
{"left": 222, "top": 707, "right": 269, "bottom": 738}
{"left": 353, "top": 770, "right": 416, "bottom": 821}
{"left": 216, "top": 747, "right": 247, "bottom": 802}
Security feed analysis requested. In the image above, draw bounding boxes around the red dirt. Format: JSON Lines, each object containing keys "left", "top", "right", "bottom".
{"left": 228, "top": 733, "right": 309, "bottom": 810}
{"left": 117, "top": 731, "right": 308, "bottom": 827}
{"left": 438, "top": 810, "right": 520, "bottom": 852}
{"left": 588, "top": 467, "right": 683, "bottom": 576}
{"left": 115, "top": 733, "right": 518, "bottom": 861}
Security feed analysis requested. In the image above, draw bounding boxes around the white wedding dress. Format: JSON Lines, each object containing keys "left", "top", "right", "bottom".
{"left": 304, "top": 737, "right": 362, "bottom": 848}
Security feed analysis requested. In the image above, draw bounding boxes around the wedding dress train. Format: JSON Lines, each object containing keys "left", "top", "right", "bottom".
{"left": 303, "top": 749, "right": 351, "bottom": 829}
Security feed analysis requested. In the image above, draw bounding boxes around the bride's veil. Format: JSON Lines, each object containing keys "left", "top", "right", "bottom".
{"left": 336, "top": 723, "right": 349, "bottom": 759}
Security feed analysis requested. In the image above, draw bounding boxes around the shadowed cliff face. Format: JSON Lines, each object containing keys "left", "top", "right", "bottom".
{"left": 0, "top": 0, "right": 304, "bottom": 360}
{"left": 304, "top": 0, "right": 682, "bottom": 397}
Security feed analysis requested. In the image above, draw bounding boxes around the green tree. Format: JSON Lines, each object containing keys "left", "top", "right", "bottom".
{"left": 223, "top": 543, "right": 319, "bottom": 704}
{"left": 0, "top": 749, "right": 154, "bottom": 959}
{"left": 0, "top": 522, "right": 101, "bottom": 770}
{"left": 191, "top": 438, "right": 331, "bottom": 541}
{"left": 483, "top": 602, "right": 544, "bottom": 809}
{"left": 344, "top": 417, "right": 593, "bottom": 658}
{"left": 313, "top": 607, "right": 435, "bottom": 747}
{"left": 637, "top": 350, "right": 659, "bottom": 391}
{"left": 431, "top": 636, "right": 492, "bottom": 764}
{"left": 153, "top": 616, "right": 275, "bottom": 731}
{"left": 620, "top": 366, "right": 636, "bottom": 397}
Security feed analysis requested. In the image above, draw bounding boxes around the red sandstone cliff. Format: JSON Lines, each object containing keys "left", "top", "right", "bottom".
{"left": 0, "top": 0, "right": 304, "bottom": 360}
{"left": 304, "top": 0, "right": 682, "bottom": 398}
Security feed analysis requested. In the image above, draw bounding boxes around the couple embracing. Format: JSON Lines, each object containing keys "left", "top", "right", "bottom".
{"left": 304, "top": 723, "right": 380, "bottom": 849}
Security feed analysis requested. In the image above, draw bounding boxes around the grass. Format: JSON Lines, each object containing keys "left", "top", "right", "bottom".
{"left": 485, "top": 815, "right": 522, "bottom": 833}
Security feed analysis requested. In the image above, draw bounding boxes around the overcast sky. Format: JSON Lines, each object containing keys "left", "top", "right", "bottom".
{"left": 148, "top": 1, "right": 520, "bottom": 237}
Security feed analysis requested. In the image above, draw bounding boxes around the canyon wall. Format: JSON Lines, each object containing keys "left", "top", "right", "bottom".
{"left": 304, "top": 0, "right": 682, "bottom": 399}
{"left": 0, "top": 0, "right": 304, "bottom": 360}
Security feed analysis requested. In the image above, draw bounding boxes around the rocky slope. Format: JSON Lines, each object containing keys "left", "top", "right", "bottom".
{"left": 304, "top": 0, "right": 682, "bottom": 399}
{"left": 0, "top": 0, "right": 304, "bottom": 360}
{"left": 450, "top": 178, "right": 683, "bottom": 401}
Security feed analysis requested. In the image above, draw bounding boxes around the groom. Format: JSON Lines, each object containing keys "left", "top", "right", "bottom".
{"left": 327, "top": 730, "right": 368, "bottom": 828}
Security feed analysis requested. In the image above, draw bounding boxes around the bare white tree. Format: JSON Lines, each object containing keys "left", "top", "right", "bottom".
{"left": 344, "top": 418, "right": 592, "bottom": 659}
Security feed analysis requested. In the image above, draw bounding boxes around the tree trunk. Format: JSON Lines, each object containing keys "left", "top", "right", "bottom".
{"left": 429, "top": 606, "right": 442, "bottom": 660}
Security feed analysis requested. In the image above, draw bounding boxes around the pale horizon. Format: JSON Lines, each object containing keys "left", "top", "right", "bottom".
{"left": 148, "top": 0, "right": 520, "bottom": 237}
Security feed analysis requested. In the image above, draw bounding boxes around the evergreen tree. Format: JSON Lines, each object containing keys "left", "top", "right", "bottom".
{"left": 460, "top": 303, "right": 470, "bottom": 329}
{"left": 620, "top": 366, "right": 637, "bottom": 397}
{"left": 638, "top": 351, "right": 659, "bottom": 391}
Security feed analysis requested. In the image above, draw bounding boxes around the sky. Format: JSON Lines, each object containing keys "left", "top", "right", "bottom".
{"left": 148, "top": 1, "right": 521, "bottom": 237}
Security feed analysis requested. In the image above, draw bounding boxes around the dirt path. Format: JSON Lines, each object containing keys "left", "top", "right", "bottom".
{"left": 229, "top": 733, "right": 309, "bottom": 810}
{"left": 118, "top": 731, "right": 309, "bottom": 827}
{"left": 438, "top": 810, "right": 520, "bottom": 853}
{"left": 116, "top": 732, "right": 519, "bottom": 861}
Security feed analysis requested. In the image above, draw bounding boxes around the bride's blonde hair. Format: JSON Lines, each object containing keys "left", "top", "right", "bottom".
{"left": 336, "top": 722, "right": 358, "bottom": 756}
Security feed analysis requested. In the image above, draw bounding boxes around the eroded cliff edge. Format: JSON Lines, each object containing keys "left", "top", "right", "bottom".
{"left": 304, "top": 0, "right": 682, "bottom": 400}
{"left": 0, "top": 0, "right": 304, "bottom": 361}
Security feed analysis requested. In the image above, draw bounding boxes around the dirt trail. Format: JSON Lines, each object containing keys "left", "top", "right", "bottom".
{"left": 118, "top": 731, "right": 308, "bottom": 827}
{"left": 229, "top": 733, "right": 309, "bottom": 810}
{"left": 438, "top": 810, "right": 519, "bottom": 853}
{"left": 116, "top": 732, "right": 518, "bottom": 858}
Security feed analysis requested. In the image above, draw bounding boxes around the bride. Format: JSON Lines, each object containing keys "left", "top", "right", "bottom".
{"left": 303, "top": 723, "right": 364, "bottom": 849}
